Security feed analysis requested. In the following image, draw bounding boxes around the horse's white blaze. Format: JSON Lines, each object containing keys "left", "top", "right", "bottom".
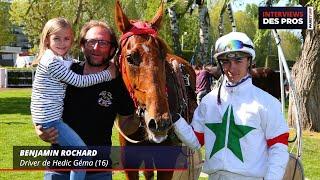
{"left": 142, "top": 44, "right": 150, "bottom": 53}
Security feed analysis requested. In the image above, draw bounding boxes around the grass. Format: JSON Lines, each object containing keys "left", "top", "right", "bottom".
{"left": 0, "top": 88, "right": 319, "bottom": 179}
{"left": 0, "top": 88, "right": 128, "bottom": 179}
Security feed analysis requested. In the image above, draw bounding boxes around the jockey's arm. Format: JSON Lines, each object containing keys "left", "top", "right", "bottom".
{"left": 173, "top": 103, "right": 206, "bottom": 149}
{"left": 173, "top": 117, "right": 204, "bottom": 150}
{"left": 262, "top": 99, "right": 289, "bottom": 180}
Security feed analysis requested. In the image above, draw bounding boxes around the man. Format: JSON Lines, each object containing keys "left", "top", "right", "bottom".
{"left": 34, "top": 20, "right": 136, "bottom": 180}
{"left": 194, "top": 63, "right": 212, "bottom": 104}
{"left": 172, "top": 32, "right": 289, "bottom": 180}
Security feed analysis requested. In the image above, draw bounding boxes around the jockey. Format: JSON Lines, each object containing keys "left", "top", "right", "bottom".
{"left": 173, "top": 32, "right": 289, "bottom": 180}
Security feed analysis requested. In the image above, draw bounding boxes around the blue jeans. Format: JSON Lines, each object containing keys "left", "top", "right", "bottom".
{"left": 40, "top": 119, "right": 87, "bottom": 180}
{"left": 44, "top": 171, "right": 112, "bottom": 180}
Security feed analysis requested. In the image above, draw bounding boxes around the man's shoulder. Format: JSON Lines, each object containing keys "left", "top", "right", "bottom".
{"left": 70, "top": 61, "right": 85, "bottom": 73}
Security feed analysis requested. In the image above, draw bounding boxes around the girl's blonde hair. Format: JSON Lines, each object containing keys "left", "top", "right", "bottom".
{"left": 33, "top": 17, "right": 73, "bottom": 65}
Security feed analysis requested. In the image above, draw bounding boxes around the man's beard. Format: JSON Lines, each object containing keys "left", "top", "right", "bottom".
{"left": 84, "top": 54, "right": 110, "bottom": 67}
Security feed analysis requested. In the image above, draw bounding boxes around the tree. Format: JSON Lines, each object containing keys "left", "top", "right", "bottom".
{"left": 288, "top": 0, "right": 320, "bottom": 131}
{"left": 279, "top": 31, "right": 302, "bottom": 61}
{"left": 198, "top": 3, "right": 210, "bottom": 63}
{"left": 178, "top": 12, "right": 200, "bottom": 52}
{"left": 245, "top": 3, "right": 258, "bottom": 19}
{"left": 9, "top": 0, "right": 115, "bottom": 56}
{"left": 0, "top": 2, "right": 16, "bottom": 47}
{"left": 164, "top": 0, "right": 195, "bottom": 55}
{"left": 8, "top": 0, "right": 199, "bottom": 59}
{"left": 253, "top": 30, "right": 278, "bottom": 67}
{"left": 167, "top": 5, "right": 182, "bottom": 55}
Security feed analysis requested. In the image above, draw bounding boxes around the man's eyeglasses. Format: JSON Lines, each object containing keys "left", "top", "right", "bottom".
{"left": 217, "top": 40, "right": 254, "bottom": 53}
{"left": 85, "top": 39, "right": 113, "bottom": 48}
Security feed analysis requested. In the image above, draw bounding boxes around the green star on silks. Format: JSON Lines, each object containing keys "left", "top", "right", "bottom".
{"left": 205, "top": 105, "right": 255, "bottom": 162}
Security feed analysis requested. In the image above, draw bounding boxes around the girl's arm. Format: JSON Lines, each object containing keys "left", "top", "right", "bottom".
{"left": 47, "top": 57, "right": 113, "bottom": 87}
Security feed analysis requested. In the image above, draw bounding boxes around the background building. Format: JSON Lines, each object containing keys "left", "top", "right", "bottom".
{"left": 0, "top": 26, "right": 33, "bottom": 67}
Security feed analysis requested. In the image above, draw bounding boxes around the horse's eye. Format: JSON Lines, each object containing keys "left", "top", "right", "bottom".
{"left": 126, "top": 52, "right": 141, "bottom": 66}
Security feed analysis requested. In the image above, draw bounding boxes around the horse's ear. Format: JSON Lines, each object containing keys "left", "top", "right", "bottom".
{"left": 149, "top": 1, "right": 163, "bottom": 30}
{"left": 115, "top": 0, "right": 132, "bottom": 33}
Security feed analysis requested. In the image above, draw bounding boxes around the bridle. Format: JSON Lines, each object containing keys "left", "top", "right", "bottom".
{"left": 118, "top": 22, "right": 159, "bottom": 114}
{"left": 117, "top": 21, "right": 192, "bottom": 141}
{"left": 115, "top": 22, "right": 164, "bottom": 143}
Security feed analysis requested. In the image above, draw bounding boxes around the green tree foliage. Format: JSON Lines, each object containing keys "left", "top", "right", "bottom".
{"left": 0, "top": 2, "right": 16, "bottom": 47}
{"left": 208, "top": 2, "right": 302, "bottom": 68}
{"left": 245, "top": 3, "right": 258, "bottom": 20}
{"left": 8, "top": 0, "right": 176, "bottom": 56}
{"left": 117, "top": 0, "right": 199, "bottom": 56}
{"left": 234, "top": 11, "right": 256, "bottom": 40}
{"left": 209, "top": 0, "right": 230, "bottom": 41}
{"left": 279, "top": 31, "right": 302, "bottom": 61}
{"left": 178, "top": 13, "right": 200, "bottom": 51}
{"left": 8, "top": 0, "right": 200, "bottom": 60}
{"left": 118, "top": 0, "right": 146, "bottom": 19}
{"left": 9, "top": 0, "right": 115, "bottom": 56}
{"left": 253, "top": 30, "right": 277, "bottom": 67}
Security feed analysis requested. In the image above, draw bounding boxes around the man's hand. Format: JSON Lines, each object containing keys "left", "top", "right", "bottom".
{"left": 34, "top": 125, "right": 58, "bottom": 144}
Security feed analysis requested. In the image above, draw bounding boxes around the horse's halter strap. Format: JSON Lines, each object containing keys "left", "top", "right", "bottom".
{"left": 120, "top": 22, "right": 158, "bottom": 46}
{"left": 119, "top": 22, "right": 158, "bottom": 109}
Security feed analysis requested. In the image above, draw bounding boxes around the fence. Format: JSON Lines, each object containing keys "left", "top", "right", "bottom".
{"left": 0, "top": 68, "right": 35, "bottom": 88}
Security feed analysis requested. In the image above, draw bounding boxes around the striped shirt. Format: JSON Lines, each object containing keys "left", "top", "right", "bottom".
{"left": 31, "top": 49, "right": 111, "bottom": 124}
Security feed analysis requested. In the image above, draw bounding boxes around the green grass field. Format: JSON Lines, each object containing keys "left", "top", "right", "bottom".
{"left": 0, "top": 88, "right": 319, "bottom": 179}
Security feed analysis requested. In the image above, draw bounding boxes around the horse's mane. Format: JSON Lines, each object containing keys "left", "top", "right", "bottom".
{"left": 154, "top": 36, "right": 173, "bottom": 55}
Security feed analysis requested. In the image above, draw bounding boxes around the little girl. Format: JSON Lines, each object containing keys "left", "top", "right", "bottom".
{"left": 31, "top": 17, "right": 115, "bottom": 180}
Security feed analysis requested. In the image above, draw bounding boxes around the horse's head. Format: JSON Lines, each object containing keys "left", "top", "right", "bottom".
{"left": 115, "top": 0, "right": 171, "bottom": 143}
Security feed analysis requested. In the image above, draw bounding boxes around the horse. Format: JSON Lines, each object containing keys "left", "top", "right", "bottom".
{"left": 250, "top": 67, "right": 281, "bottom": 100}
{"left": 114, "top": 1, "right": 199, "bottom": 179}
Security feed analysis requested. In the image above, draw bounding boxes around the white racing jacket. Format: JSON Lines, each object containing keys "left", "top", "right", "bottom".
{"left": 174, "top": 76, "right": 289, "bottom": 180}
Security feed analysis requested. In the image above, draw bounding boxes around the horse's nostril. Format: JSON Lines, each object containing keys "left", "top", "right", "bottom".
{"left": 148, "top": 119, "right": 172, "bottom": 132}
{"left": 148, "top": 119, "right": 157, "bottom": 131}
